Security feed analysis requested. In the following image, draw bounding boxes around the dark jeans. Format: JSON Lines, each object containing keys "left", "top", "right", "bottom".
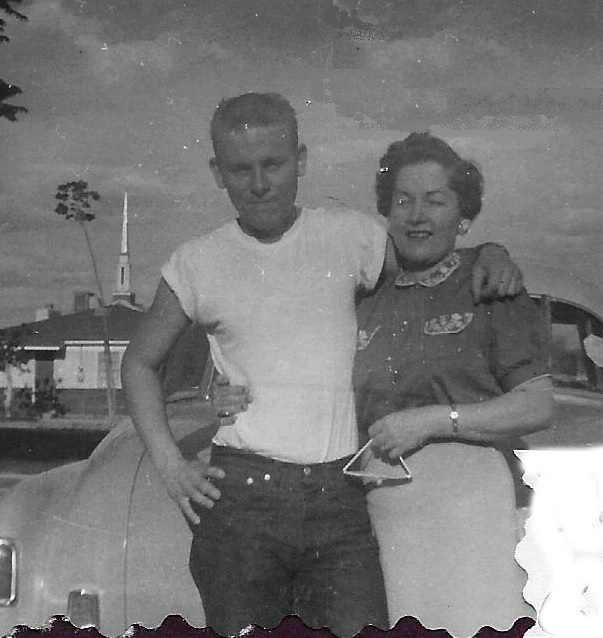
{"left": 189, "top": 445, "right": 388, "bottom": 637}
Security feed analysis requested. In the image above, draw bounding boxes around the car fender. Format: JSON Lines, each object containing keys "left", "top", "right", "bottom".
{"left": 525, "top": 388, "right": 603, "bottom": 449}
{"left": 0, "top": 460, "right": 87, "bottom": 631}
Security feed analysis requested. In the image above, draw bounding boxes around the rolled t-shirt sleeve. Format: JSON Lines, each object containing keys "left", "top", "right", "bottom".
{"left": 161, "top": 242, "right": 199, "bottom": 321}
{"left": 488, "top": 291, "right": 550, "bottom": 393}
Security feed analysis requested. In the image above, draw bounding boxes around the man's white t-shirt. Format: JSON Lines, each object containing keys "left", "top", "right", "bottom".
{"left": 162, "top": 207, "right": 386, "bottom": 464}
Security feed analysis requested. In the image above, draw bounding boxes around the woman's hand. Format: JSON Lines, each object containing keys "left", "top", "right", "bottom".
{"left": 210, "top": 373, "right": 252, "bottom": 426}
{"left": 368, "top": 405, "right": 446, "bottom": 459}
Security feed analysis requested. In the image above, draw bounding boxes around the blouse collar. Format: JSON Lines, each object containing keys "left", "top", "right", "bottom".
{"left": 394, "top": 251, "right": 461, "bottom": 288}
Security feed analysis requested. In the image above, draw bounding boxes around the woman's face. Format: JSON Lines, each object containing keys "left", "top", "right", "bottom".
{"left": 387, "top": 161, "right": 471, "bottom": 272}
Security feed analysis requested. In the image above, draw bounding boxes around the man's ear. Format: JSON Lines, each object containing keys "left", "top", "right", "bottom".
{"left": 457, "top": 218, "right": 472, "bottom": 236}
{"left": 297, "top": 144, "right": 308, "bottom": 177}
{"left": 209, "top": 157, "right": 226, "bottom": 189}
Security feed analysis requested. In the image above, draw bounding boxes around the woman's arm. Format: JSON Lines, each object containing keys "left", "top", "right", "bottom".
{"left": 368, "top": 375, "right": 554, "bottom": 459}
{"left": 371, "top": 282, "right": 554, "bottom": 459}
{"left": 213, "top": 372, "right": 554, "bottom": 460}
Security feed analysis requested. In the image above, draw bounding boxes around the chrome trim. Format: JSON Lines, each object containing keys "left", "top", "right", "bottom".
{"left": 67, "top": 589, "right": 100, "bottom": 628}
{"left": 0, "top": 539, "right": 17, "bottom": 606}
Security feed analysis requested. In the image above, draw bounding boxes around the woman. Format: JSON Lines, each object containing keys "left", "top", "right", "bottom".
{"left": 353, "top": 133, "right": 553, "bottom": 635}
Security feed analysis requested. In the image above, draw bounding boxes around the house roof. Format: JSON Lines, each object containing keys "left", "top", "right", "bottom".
{"left": 1, "top": 303, "right": 144, "bottom": 349}
{"left": 1, "top": 303, "right": 212, "bottom": 396}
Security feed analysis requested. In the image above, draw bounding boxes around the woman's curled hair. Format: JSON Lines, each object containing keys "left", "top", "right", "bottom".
{"left": 375, "top": 132, "right": 484, "bottom": 220}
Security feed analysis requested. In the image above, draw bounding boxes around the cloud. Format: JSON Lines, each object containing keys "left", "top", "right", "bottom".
{"left": 321, "top": 24, "right": 603, "bottom": 129}
{"left": 75, "top": 31, "right": 236, "bottom": 85}
{"left": 23, "top": 0, "right": 92, "bottom": 37}
{"left": 317, "top": 1, "right": 603, "bottom": 131}
{"left": 437, "top": 115, "right": 568, "bottom": 144}
{"left": 334, "top": 0, "right": 603, "bottom": 41}
{"left": 2, "top": 0, "right": 602, "bottom": 327}
{"left": 76, "top": 35, "right": 176, "bottom": 81}
{"left": 543, "top": 208, "right": 603, "bottom": 238}
{"left": 362, "top": 30, "right": 519, "bottom": 79}
{"left": 0, "top": 206, "right": 64, "bottom": 234}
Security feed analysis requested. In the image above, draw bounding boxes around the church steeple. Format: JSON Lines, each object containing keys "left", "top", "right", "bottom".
{"left": 120, "top": 191, "right": 129, "bottom": 255}
{"left": 112, "top": 192, "right": 135, "bottom": 305}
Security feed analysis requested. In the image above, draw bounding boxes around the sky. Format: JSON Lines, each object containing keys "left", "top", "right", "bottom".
{"left": 1, "top": 0, "right": 602, "bottom": 327}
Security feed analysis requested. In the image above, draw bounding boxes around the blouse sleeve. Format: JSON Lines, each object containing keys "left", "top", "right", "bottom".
{"left": 487, "top": 290, "right": 550, "bottom": 393}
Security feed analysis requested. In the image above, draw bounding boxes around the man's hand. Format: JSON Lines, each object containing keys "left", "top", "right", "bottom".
{"left": 368, "top": 406, "right": 445, "bottom": 459}
{"left": 210, "top": 373, "right": 252, "bottom": 426}
{"left": 157, "top": 453, "right": 225, "bottom": 525}
{"left": 472, "top": 243, "right": 523, "bottom": 302}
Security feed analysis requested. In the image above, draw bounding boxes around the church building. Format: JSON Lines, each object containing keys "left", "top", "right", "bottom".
{"left": 0, "top": 194, "right": 209, "bottom": 417}
{"left": 0, "top": 194, "right": 143, "bottom": 415}
{"left": 1, "top": 194, "right": 211, "bottom": 417}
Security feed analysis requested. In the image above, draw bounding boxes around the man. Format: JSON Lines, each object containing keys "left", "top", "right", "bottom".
{"left": 121, "top": 92, "right": 521, "bottom": 636}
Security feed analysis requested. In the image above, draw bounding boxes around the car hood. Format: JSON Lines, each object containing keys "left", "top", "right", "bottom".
{"left": 525, "top": 387, "right": 603, "bottom": 449}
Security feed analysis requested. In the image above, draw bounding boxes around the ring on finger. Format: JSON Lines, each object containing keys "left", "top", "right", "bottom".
{"left": 218, "top": 411, "right": 231, "bottom": 418}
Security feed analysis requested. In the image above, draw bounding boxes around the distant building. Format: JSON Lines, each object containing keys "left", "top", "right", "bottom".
{"left": 0, "top": 193, "right": 210, "bottom": 417}
{"left": 0, "top": 197, "right": 129, "bottom": 414}
{"left": 0, "top": 194, "right": 143, "bottom": 414}
{"left": 4, "top": 302, "right": 141, "bottom": 415}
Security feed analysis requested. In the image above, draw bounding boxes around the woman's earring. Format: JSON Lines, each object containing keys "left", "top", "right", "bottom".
{"left": 458, "top": 220, "right": 470, "bottom": 235}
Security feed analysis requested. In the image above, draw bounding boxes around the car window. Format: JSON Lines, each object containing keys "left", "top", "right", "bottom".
{"left": 549, "top": 300, "right": 603, "bottom": 393}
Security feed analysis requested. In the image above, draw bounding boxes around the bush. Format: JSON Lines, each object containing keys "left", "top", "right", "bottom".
{"left": 11, "top": 381, "right": 67, "bottom": 420}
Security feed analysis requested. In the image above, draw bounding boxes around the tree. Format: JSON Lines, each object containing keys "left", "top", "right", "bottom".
{"left": 55, "top": 180, "right": 116, "bottom": 424}
{"left": 0, "top": 79, "right": 26, "bottom": 122}
{"left": 0, "top": 0, "right": 27, "bottom": 121}
{"left": 0, "top": 327, "right": 29, "bottom": 418}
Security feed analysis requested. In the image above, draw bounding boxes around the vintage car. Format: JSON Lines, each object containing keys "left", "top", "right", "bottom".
{"left": 1, "top": 260, "right": 603, "bottom": 636}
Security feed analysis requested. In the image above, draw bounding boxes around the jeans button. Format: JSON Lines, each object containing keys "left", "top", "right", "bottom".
{"left": 246, "top": 477, "right": 254, "bottom": 485}
{"left": 263, "top": 473, "right": 271, "bottom": 481}
{"left": 303, "top": 467, "right": 311, "bottom": 476}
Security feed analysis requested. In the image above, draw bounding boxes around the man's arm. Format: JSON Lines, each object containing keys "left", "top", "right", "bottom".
{"left": 121, "top": 279, "right": 224, "bottom": 525}
{"left": 472, "top": 243, "right": 524, "bottom": 301}
{"left": 381, "top": 237, "right": 523, "bottom": 302}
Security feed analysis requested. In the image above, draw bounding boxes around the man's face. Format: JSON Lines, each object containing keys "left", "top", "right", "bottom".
{"left": 210, "top": 124, "right": 307, "bottom": 242}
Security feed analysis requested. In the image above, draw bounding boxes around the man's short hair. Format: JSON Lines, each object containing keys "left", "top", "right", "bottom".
{"left": 210, "top": 92, "right": 299, "bottom": 153}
